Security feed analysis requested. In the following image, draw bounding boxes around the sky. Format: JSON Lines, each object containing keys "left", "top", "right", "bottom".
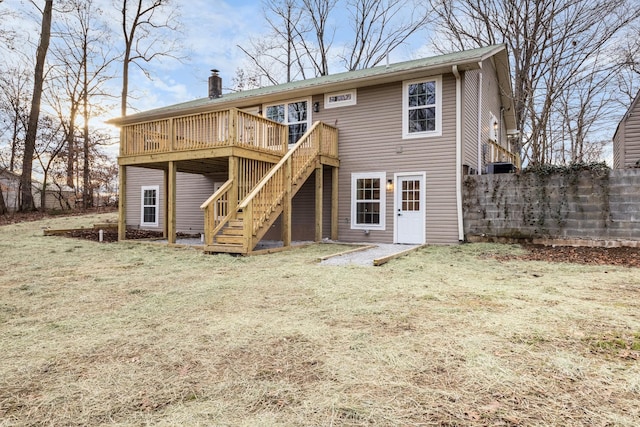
{"left": 113, "top": 0, "right": 431, "bottom": 119}
{"left": 1, "top": 0, "right": 628, "bottom": 165}
{"left": 2, "top": 0, "right": 431, "bottom": 126}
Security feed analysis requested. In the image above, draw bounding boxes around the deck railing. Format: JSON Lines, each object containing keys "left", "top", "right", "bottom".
{"left": 238, "top": 122, "right": 338, "bottom": 245}
{"left": 120, "top": 108, "right": 288, "bottom": 156}
{"left": 487, "top": 139, "right": 521, "bottom": 169}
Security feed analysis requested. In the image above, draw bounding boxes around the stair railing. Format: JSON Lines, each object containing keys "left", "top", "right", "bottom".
{"left": 237, "top": 122, "right": 337, "bottom": 247}
{"left": 199, "top": 179, "right": 233, "bottom": 245}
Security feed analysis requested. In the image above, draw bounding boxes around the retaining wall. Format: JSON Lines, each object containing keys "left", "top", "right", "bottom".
{"left": 463, "top": 169, "right": 640, "bottom": 245}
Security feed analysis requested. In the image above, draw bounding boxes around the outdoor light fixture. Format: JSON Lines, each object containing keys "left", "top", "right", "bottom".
{"left": 386, "top": 179, "right": 393, "bottom": 191}
{"left": 313, "top": 101, "right": 320, "bottom": 112}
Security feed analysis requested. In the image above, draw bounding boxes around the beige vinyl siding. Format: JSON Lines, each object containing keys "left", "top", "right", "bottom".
{"left": 462, "top": 69, "right": 480, "bottom": 172}
{"left": 614, "top": 91, "right": 640, "bottom": 169}
{"left": 175, "top": 173, "right": 217, "bottom": 234}
{"left": 613, "top": 125, "right": 624, "bottom": 169}
{"left": 313, "top": 75, "right": 459, "bottom": 244}
{"left": 125, "top": 166, "right": 216, "bottom": 233}
{"left": 481, "top": 58, "right": 505, "bottom": 153}
{"left": 126, "top": 166, "right": 164, "bottom": 231}
{"left": 621, "top": 105, "right": 640, "bottom": 168}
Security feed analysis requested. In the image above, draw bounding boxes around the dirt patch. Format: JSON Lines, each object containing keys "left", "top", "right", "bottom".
{"left": 62, "top": 228, "right": 201, "bottom": 243}
{"left": 63, "top": 228, "right": 161, "bottom": 242}
{"left": 497, "top": 244, "right": 640, "bottom": 268}
{"left": 0, "top": 208, "right": 117, "bottom": 226}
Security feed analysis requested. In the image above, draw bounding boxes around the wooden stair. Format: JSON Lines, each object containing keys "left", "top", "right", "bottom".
{"left": 202, "top": 121, "right": 338, "bottom": 255}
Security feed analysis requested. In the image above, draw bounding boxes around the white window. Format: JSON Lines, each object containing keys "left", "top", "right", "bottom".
{"left": 402, "top": 76, "right": 442, "bottom": 139}
{"left": 264, "top": 98, "right": 311, "bottom": 145}
{"left": 140, "top": 185, "right": 159, "bottom": 227}
{"left": 324, "top": 89, "right": 357, "bottom": 108}
{"left": 351, "top": 172, "right": 386, "bottom": 230}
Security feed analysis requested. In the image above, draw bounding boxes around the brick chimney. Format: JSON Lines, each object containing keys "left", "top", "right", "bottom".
{"left": 208, "top": 69, "right": 222, "bottom": 99}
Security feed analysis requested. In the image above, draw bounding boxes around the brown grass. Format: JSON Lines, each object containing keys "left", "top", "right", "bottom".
{"left": 1, "top": 213, "right": 639, "bottom": 426}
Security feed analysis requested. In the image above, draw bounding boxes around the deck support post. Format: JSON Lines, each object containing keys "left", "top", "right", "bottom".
{"left": 228, "top": 156, "right": 239, "bottom": 213}
{"left": 118, "top": 165, "right": 126, "bottom": 241}
{"left": 315, "top": 164, "right": 323, "bottom": 242}
{"left": 282, "top": 157, "right": 292, "bottom": 247}
{"left": 166, "top": 161, "right": 177, "bottom": 244}
{"left": 331, "top": 166, "right": 338, "bottom": 240}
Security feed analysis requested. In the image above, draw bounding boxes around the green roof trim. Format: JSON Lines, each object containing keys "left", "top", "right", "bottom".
{"left": 109, "top": 44, "right": 508, "bottom": 125}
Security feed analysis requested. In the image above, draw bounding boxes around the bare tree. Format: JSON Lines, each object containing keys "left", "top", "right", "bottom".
{"left": 67, "top": 0, "right": 115, "bottom": 207}
{"left": 0, "top": 0, "right": 17, "bottom": 53}
{"left": 0, "top": 184, "right": 6, "bottom": 215}
{"left": 297, "top": 0, "right": 336, "bottom": 76}
{"left": 343, "top": 0, "right": 430, "bottom": 70}
{"left": 429, "top": 0, "right": 640, "bottom": 165}
{"left": 239, "top": 0, "right": 429, "bottom": 84}
{"left": 20, "top": 0, "right": 53, "bottom": 211}
{"left": 615, "top": 23, "right": 640, "bottom": 104}
{"left": 33, "top": 114, "right": 66, "bottom": 209}
{"left": 0, "top": 66, "right": 31, "bottom": 173}
{"left": 238, "top": 0, "right": 308, "bottom": 84}
{"left": 119, "top": 0, "right": 181, "bottom": 116}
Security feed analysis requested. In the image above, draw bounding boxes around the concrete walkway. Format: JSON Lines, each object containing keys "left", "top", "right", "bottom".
{"left": 319, "top": 243, "right": 422, "bottom": 267}
{"left": 153, "top": 237, "right": 421, "bottom": 266}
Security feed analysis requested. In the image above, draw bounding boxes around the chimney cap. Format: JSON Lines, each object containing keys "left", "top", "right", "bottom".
{"left": 211, "top": 69, "right": 219, "bottom": 75}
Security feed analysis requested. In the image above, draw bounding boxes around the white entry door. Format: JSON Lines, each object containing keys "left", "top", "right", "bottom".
{"left": 395, "top": 173, "right": 425, "bottom": 244}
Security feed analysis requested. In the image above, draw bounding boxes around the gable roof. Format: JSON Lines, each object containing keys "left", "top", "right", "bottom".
{"left": 0, "top": 168, "right": 21, "bottom": 180}
{"left": 108, "top": 44, "right": 515, "bottom": 129}
{"left": 613, "top": 88, "right": 640, "bottom": 141}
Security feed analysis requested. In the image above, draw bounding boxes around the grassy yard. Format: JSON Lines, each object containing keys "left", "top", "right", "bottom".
{"left": 1, "top": 213, "right": 639, "bottom": 426}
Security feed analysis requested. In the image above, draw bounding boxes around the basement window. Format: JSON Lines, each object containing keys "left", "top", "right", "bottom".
{"left": 140, "top": 185, "right": 159, "bottom": 227}
{"left": 351, "top": 172, "right": 386, "bottom": 230}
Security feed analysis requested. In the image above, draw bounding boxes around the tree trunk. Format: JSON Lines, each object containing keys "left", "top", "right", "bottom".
{"left": 20, "top": 0, "right": 53, "bottom": 212}
{"left": 0, "top": 188, "right": 7, "bottom": 215}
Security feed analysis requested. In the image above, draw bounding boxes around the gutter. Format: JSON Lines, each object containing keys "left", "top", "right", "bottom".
{"left": 452, "top": 65, "right": 464, "bottom": 242}
{"left": 477, "top": 62, "right": 483, "bottom": 175}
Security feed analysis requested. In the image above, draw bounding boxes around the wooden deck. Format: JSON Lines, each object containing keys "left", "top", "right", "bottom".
{"left": 118, "top": 108, "right": 288, "bottom": 168}
{"left": 117, "top": 107, "right": 339, "bottom": 254}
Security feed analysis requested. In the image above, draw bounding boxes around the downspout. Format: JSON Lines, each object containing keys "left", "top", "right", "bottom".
{"left": 452, "top": 65, "right": 464, "bottom": 242}
{"left": 477, "top": 63, "right": 483, "bottom": 175}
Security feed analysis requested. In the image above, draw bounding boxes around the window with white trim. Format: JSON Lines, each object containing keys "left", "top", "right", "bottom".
{"left": 140, "top": 185, "right": 159, "bottom": 227}
{"left": 351, "top": 172, "right": 386, "bottom": 230}
{"left": 324, "top": 89, "right": 357, "bottom": 108}
{"left": 264, "top": 98, "right": 311, "bottom": 145}
{"left": 402, "top": 76, "right": 442, "bottom": 138}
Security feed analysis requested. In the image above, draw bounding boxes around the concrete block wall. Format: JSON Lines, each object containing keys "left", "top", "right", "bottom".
{"left": 463, "top": 169, "right": 640, "bottom": 243}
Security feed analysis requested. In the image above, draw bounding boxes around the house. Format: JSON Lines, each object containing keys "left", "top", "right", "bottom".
{"left": 1, "top": 168, "right": 77, "bottom": 212}
{"left": 0, "top": 168, "right": 22, "bottom": 212}
{"left": 108, "top": 44, "right": 519, "bottom": 254}
{"left": 613, "top": 89, "right": 640, "bottom": 169}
